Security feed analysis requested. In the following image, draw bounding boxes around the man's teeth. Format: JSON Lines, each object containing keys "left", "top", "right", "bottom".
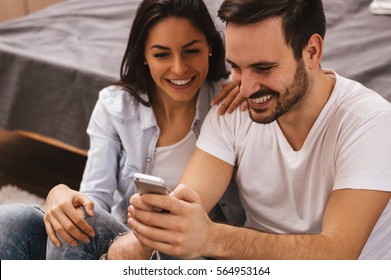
{"left": 252, "top": 94, "right": 272, "bottom": 104}
{"left": 169, "top": 78, "right": 192, "bottom": 85}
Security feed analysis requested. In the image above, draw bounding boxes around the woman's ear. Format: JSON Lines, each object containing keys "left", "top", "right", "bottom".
{"left": 303, "top": 34, "right": 323, "bottom": 70}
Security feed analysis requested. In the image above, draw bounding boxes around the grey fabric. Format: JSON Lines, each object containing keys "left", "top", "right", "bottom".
{"left": 322, "top": 0, "right": 391, "bottom": 101}
{"left": 0, "top": 0, "right": 138, "bottom": 150}
{"left": 0, "top": 0, "right": 390, "bottom": 150}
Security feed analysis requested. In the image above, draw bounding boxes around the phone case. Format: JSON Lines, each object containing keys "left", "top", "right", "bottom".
{"left": 134, "top": 173, "right": 171, "bottom": 195}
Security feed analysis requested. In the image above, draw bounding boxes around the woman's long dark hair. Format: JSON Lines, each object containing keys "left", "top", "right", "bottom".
{"left": 117, "top": 0, "right": 228, "bottom": 106}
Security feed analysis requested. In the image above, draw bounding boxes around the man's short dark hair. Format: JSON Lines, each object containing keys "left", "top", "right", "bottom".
{"left": 218, "top": 0, "right": 326, "bottom": 61}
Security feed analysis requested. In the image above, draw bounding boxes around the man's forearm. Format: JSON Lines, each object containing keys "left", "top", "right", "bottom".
{"left": 204, "top": 223, "right": 358, "bottom": 260}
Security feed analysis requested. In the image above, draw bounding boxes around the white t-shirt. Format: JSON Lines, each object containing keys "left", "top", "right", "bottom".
{"left": 197, "top": 70, "right": 391, "bottom": 259}
{"left": 151, "top": 130, "right": 196, "bottom": 190}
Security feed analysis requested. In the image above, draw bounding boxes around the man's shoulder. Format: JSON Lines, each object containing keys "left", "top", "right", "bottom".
{"left": 332, "top": 72, "right": 391, "bottom": 116}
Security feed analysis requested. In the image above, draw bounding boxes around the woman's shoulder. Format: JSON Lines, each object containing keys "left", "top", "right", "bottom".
{"left": 99, "top": 85, "right": 135, "bottom": 102}
{"left": 97, "top": 85, "right": 143, "bottom": 120}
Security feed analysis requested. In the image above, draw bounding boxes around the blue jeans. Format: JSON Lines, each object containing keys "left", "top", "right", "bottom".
{"left": 0, "top": 203, "right": 129, "bottom": 259}
{"left": 46, "top": 205, "right": 129, "bottom": 259}
{"left": 0, "top": 203, "right": 46, "bottom": 260}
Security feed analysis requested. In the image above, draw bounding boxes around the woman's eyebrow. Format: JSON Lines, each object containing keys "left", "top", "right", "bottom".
{"left": 182, "top": 39, "right": 202, "bottom": 48}
{"left": 150, "top": 39, "right": 202, "bottom": 50}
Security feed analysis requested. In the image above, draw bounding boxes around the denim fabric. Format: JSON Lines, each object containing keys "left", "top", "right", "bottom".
{"left": 0, "top": 203, "right": 128, "bottom": 260}
{"left": 0, "top": 203, "right": 46, "bottom": 260}
{"left": 0, "top": 81, "right": 245, "bottom": 260}
{"left": 80, "top": 82, "right": 245, "bottom": 226}
{"left": 46, "top": 205, "right": 129, "bottom": 260}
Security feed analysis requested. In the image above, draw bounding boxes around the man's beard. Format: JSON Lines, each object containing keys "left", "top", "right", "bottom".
{"left": 247, "top": 59, "right": 309, "bottom": 124}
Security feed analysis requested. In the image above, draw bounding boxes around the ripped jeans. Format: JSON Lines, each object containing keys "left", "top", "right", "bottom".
{"left": 0, "top": 203, "right": 129, "bottom": 260}
{"left": 46, "top": 205, "right": 129, "bottom": 259}
{"left": 0, "top": 203, "right": 46, "bottom": 260}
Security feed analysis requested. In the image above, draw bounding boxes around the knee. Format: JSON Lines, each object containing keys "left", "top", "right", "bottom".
{"left": 0, "top": 203, "right": 45, "bottom": 236}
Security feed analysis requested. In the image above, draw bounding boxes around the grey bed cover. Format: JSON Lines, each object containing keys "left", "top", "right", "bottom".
{"left": 0, "top": 0, "right": 390, "bottom": 151}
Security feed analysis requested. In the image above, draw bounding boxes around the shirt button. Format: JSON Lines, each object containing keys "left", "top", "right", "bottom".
{"left": 146, "top": 157, "right": 151, "bottom": 162}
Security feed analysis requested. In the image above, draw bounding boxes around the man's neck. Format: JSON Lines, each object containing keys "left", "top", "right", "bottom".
{"left": 277, "top": 71, "right": 336, "bottom": 151}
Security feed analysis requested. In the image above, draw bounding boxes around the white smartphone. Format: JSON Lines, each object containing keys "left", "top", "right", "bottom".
{"left": 134, "top": 173, "right": 171, "bottom": 195}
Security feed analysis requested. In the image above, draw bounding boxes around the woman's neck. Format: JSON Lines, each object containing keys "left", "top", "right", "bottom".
{"left": 151, "top": 92, "right": 197, "bottom": 147}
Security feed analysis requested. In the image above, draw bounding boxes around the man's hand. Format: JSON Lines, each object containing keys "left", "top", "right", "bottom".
{"left": 128, "top": 185, "right": 214, "bottom": 259}
{"left": 44, "top": 184, "right": 95, "bottom": 248}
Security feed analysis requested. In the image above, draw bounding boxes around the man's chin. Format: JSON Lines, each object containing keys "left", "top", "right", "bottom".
{"left": 248, "top": 109, "right": 276, "bottom": 124}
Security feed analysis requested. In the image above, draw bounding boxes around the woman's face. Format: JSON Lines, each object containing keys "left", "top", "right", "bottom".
{"left": 144, "top": 17, "right": 211, "bottom": 104}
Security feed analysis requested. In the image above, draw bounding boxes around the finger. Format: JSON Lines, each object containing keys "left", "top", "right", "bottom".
{"left": 217, "top": 86, "right": 241, "bottom": 115}
{"left": 129, "top": 205, "right": 175, "bottom": 230}
{"left": 241, "top": 100, "right": 248, "bottom": 111}
{"left": 170, "top": 184, "right": 200, "bottom": 204}
{"left": 133, "top": 230, "right": 178, "bottom": 258}
{"left": 44, "top": 207, "right": 79, "bottom": 246}
{"left": 137, "top": 192, "right": 181, "bottom": 215}
{"left": 72, "top": 206, "right": 95, "bottom": 238}
{"left": 130, "top": 216, "right": 173, "bottom": 244}
{"left": 77, "top": 195, "right": 95, "bottom": 217}
{"left": 211, "top": 82, "right": 237, "bottom": 105}
{"left": 134, "top": 192, "right": 199, "bottom": 220}
{"left": 46, "top": 214, "right": 78, "bottom": 247}
{"left": 52, "top": 206, "right": 91, "bottom": 244}
{"left": 130, "top": 193, "right": 156, "bottom": 212}
{"left": 222, "top": 87, "right": 242, "bottom": 114}
{"left": 217, "top": 90, "right": 236, "bottom": 114}
{"left": 44, "top": 217, "right": 62, "bottom": 248}
{"left": 131, "top": 221, "right": 185, "bottom": 258}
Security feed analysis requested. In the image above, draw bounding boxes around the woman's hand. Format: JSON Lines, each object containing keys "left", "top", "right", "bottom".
{"left": 211, "top": 82, "right": 247, "bottom": 115}
{"left": 44, "top": 184, "right": 95, "bottom": 248}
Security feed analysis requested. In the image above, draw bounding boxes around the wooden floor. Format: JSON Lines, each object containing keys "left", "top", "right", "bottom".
{"left": 0, "top": 130, "right": 86, "bottom": 198}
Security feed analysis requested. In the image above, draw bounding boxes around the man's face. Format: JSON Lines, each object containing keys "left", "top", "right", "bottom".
{"left": 225, "top": 18, "right": 309, "bottom": 124}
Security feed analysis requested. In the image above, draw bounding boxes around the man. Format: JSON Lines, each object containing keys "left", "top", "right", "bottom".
{"left": 108, "top": 0, "right": 391, "bottom": 259}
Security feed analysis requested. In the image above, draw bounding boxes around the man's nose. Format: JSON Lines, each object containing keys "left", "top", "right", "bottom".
{"left": 233, "top": 71, "right": 261, "bottom": 98}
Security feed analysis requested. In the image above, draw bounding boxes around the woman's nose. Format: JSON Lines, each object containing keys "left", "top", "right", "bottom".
{"left": 171, "top": 56, "right": 188, "bottom": 75}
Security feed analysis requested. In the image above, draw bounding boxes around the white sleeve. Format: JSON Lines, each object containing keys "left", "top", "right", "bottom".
{"left": 334, "top": 110, "right": 391, "bottom": 191}
{"left": 196, "top": 105, "right": 238, "bottom": 166}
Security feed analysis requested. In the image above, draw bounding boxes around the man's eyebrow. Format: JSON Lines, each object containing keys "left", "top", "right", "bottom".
{"left": 150, "top": 40, "right": 202, "bottom": 50}
{"left": 226, "top": 58, "right": 277, "bottom": 68}
{"left": 226, "top": 58, "right": 237, "bottom": 66}
{"left": 250, "top": 62, "right": 278, "bottom": 68}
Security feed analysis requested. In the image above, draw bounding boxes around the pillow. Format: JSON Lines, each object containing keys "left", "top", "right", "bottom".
{"left": 369, "top": 0, "right": 391, "bottom": 15}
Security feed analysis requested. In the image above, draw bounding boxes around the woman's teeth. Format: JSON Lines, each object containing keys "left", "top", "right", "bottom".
{"left": 169, "top": 78, "right": 192, "bottom": 86}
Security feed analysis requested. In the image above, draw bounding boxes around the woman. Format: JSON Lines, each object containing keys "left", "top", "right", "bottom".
{"left": 0, "top": 0, "right": 245, "bottom": 260}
